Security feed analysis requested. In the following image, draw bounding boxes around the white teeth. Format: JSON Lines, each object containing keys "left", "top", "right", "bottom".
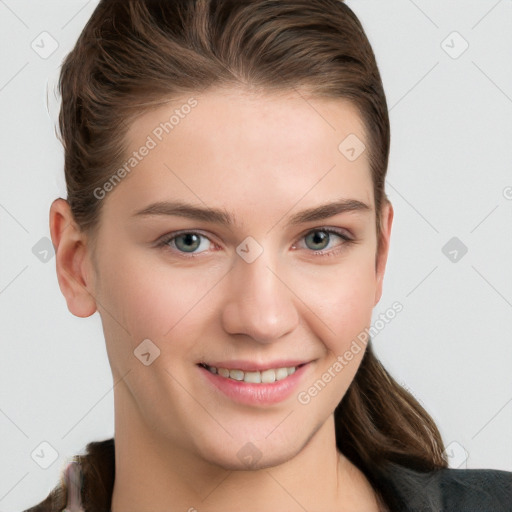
{"left": 261, "top": 369, "right": 276, "bottom": 383}
{"left": 204, "top": 364, "right": 299, "bottom": 383}
{"left": 275, "top": 367, "right": 289, "bottom": 380}
{"left": 244, "top": 371, "right": 261, "bottom": 384}
{"left": 229, "top": 369, "right": 244, "bottom": 381}
{"left": 218, "top": 367, "right": 230, "bottom": 378}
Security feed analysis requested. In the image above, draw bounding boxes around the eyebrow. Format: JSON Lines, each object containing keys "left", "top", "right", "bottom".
{"left": 132, "top": 198, "right": 371, "bottom": 226}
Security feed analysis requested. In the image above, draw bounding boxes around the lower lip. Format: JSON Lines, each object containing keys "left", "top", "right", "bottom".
{"left": 198, "top": 363, "right": 310, "bottom": 406}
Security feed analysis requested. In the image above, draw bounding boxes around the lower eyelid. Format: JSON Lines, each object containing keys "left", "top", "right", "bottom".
{"left": 295, "top": 229, "right": 352, "bottom": 248}
{"left": 156, "top": 232, "right": 208, "bottom": 251}
{"left": 158, "top": 229, "right": 352, "bottom": 255}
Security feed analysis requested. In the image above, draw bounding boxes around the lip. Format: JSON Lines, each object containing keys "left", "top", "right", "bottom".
{"left": 200, "top": 359, "right": 309, "bottom": 372}
{"left": 197, "top": 361, "right": 311, "bottom": 406}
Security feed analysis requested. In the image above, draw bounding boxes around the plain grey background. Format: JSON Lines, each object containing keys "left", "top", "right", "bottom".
{"left": 1, "top": 1, "right": 511, "bottom": 510}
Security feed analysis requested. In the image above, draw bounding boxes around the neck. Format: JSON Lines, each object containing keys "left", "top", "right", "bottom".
{"left": 111, "top": 389, "right": 380, "bottom": 512}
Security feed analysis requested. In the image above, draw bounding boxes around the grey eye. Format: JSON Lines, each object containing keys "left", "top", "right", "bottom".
{"left": 304, "top": 231, "right": 331, "bottom": 251}
{"left": 174, "top": 233, "right": 202, "bottom": 252}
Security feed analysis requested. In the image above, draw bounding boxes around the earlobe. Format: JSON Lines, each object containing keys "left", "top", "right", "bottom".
{"left": 373, "top": 200, "right": 394, "bottom": 306}
{"left": 49, "top": 198, "right": 97, "bottom": 318}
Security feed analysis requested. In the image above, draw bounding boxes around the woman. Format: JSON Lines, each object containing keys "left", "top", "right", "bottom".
{"left": 25, "top": 0, "right": 511, "bottom": 511}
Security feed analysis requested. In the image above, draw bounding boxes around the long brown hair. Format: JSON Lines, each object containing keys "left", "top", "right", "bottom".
{"left": 57, "top": 0, "right": 447, "bottom": 507}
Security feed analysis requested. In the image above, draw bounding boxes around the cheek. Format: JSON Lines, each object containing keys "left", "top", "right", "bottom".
{"left": 93, "top": 240, "right": 214, "bottom": 347}
{"left": 294, "top": 274, "right": 376, "bottom": 421}
{"left": 110, "top": 262, "right": 212, "bottom": 342}
{"left": 96, "top": 256, "right": 218, "bottom": 386}
{"left": 303, "top": 253, "right": 378, "bottom": 348}
{"left": 298, "top": 262, "right": 376, "bottom": 409}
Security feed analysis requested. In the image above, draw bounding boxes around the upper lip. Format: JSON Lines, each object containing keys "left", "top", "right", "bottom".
{"left": 199, "top": 360, "right": 311, "bottom": 372}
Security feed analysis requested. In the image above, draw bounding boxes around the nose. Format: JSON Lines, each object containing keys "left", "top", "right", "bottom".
{"left": 221, "top": 251, "right": 299, "bottom": 344}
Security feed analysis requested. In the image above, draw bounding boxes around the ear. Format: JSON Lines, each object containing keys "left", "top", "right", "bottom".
{"left": 49, "top": 198, "right": 97, "bottom": 317}
{"left": 373, "top": 200, "right": 393, "bottom": 306}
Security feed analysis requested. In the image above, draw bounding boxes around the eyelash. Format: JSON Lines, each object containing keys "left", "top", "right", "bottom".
{"left": 156, "top": 228, "right": 354, "bottom": 259}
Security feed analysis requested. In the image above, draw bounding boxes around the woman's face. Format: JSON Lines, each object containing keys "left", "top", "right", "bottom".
{"left": 72, "top": 87, "right": 392, "bottom": 469}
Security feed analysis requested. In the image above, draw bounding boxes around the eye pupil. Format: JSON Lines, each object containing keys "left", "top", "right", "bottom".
{"left": 175, "top": 233, "right": 201, "bottom": 252}
{"left": 305, "top": 231, "right": 330, "bottom": 251}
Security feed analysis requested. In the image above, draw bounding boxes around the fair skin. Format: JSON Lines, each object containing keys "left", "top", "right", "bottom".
{"left": 50, "top": 87, "right": 393, "bottom": 512}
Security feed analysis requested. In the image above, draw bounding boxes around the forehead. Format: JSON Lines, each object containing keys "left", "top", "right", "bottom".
{"left": 109, "top": 87, "right": 373, "bottom": 220}
{"left": 126, "top": 87, "right": 367, "bottom": 157}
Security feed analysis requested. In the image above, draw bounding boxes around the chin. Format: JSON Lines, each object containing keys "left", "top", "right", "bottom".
{"left": 200, "top": 445, "right": 298, "bottom": 472}
{"left": 195, "top": 428, "right": 314, "bottom": 473}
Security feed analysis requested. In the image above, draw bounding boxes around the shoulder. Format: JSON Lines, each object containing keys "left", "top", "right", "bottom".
{"left": 381, "top": 462, "right": 512, "bottom": 512}
{"left": 436, "top": 467, "right": 512, "bottom": 511}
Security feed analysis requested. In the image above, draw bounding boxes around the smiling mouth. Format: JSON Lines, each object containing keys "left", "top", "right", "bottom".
{"left": 198, "top": 363, "right": 307, "bottom": 384}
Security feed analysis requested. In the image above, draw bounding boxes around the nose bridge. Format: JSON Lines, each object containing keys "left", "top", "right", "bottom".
{"left": 222, "top": 246, "right": 298, "bottom": 343}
